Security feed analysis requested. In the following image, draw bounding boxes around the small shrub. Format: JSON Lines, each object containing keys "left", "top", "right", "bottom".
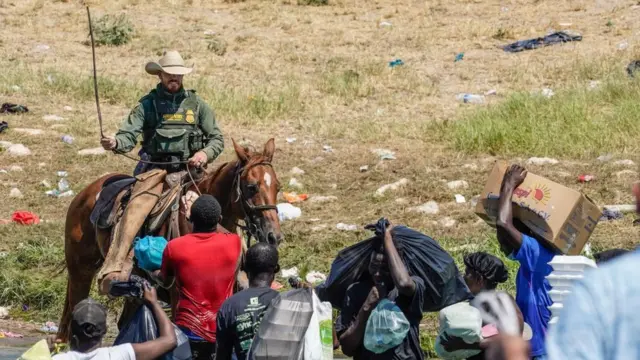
{"left": 297, "top": 0, "right": 328, "bottom": 5}
{"left": 207, "top": 36, "right": 227, "bottom": 56}
{"left": 492, "top": 27, "right": 514, "bottom": 40}
{"left": 92, "top": 14, "right": 135, "bottom": 46}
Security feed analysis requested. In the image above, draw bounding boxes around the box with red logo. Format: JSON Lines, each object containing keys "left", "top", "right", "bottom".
{"left": 475, "top": 161, "right": 602, "bottom": 255}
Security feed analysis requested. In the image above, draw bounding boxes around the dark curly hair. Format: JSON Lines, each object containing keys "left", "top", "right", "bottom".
{"left": 190, "top": 194, "right": 222, "bottom": 232}
{"left": 464, "top": 252, "right": 509, "bottom": 290}
{"left": 245, "top": 243, "right": 279, "bottom": 276}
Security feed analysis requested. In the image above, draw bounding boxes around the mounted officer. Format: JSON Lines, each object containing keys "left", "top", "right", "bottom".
{"left": 101, "top": 50, "right": 224, "bottom": 174}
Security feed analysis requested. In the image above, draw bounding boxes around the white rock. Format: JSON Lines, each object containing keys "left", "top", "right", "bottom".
{"left": 613, "top": 159, "right": 635, "bottom": 167}
{"left": 9, "top": 165, "right": 23, "bottom": 172}
{"left": 336, "top": 223, "right": 358, "bottom": 231}
{"left": 527, "top": 157, "right": 559, "bottom": 165}
{"left": 411, "top": 201, "right": 439, "bottom": 214}
{"left": 439, "top": 217, "right": 457, "bottom": 227}
{"left": 541, "top": 88, "right": 555, "bottom": 98}
{"left": 375, "top": 178, "right": 409, "bottom": 197}
{"left": 77, "top": 147, "right": 106, "bottom": 156}
{"left": 322, "top": 145, "right": 333, "bottom": 153}
{"left": 290, "top": 167, "right": 305, "bottom": 176}
{"left": 379, "top": 21, "right": 393, "bottom": 27}
{"left": 309, "top": 195, "right": 338, "bottom": 203}
{"left": 204, "top": 30, "right": 216, "bottom": 36}
{"left": 462, "top": 163, "right": 478, "bottom": 170}
{"left": 588, "top": 81, "right": 600, "bottom": 90}
{"left": 14, "top": 128, "right": 44, "bottom": 135}
{"left": 7, "top": 144, "right": 31, "bottom": 156}
{"left": 330, "top": 184, "right": 337, "bottom": 190}
{"left": 63, "top": 106, "right": 73, "bottom": 111}
{"left": 0, "top": 306, "right": 8, "bottom": 319}
{"left": 286, "top": 137, "right": 296, "bottom": 143}
{"left": 34, "top": 44, "right": 50, "bottom": 52}
{"left": 455, "top": 194, "right": 466, "bottom": 203}
{"left": 359, "top": 165, "right": 369, "bottom": 172}
{"left": 447, "top": 180, "right": 469, "bottom": 190}
{"left": 288, "top": 178, "right": 303, "bottom": 189}
{"left": 9, "top": 188, "right": 23, "bottom": 198}
{"left": 0, "top": 141, "right": 13, "bottom": 149}
{"left": 43, "top": 115, "right": 64, "bottom": 122}
{"left": 615, "top": 170, "right": 638, "bottom": 178}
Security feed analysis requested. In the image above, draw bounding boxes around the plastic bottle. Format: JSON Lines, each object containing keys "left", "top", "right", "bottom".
{"left": 61, "top": 135, "right": 74, "bottom": 144}
{"left": 58, "top": 175, "right": 70, "bottom": 192}
{"left": 456, "top": 93, "right": 485, "bottom": 104}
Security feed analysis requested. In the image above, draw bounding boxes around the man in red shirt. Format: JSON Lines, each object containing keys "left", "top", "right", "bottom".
{"left": 160, "top": 195, "right": 242, "bottom": 360}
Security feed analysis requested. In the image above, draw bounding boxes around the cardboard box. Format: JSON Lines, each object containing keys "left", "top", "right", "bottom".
{"left": 476, "top": 161, "right": 602, "bottom": 255}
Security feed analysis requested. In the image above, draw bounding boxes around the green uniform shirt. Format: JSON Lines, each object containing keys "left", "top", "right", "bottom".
{"left": 114, "top": 84, "right": 224, "bottom": 162}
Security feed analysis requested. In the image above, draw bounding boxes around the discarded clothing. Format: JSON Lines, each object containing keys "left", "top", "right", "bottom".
{"left": 0, "top": 121, "right": 7, "bottom": 133}
{"left": 503, "top": 31, "right": 582, "bottom": 53}
{"left": 600, "top": 208, "right": 623, "bottom": 221}
{"left": 0, "top": 103, "right": 29, "bottom": 114}
{"left": 627, "top": 60, "right": 640, "bottom": 78}
{"left": 11, "top": 211, "right": 40, "bottom": 225}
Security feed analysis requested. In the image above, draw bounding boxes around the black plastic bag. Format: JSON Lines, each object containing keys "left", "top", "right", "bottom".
{"left": 319, "top": 218, "right": 472, "bottom": 312}
{"left": 114, "top": 304, "right": 191, "bottom": 360}
{"left": 248, "top": 288, "right": 313, "bottom": 360}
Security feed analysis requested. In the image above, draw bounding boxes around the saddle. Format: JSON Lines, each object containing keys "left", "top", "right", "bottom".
{"left": 93, "top": 168, "right": 201, "bottom": 291}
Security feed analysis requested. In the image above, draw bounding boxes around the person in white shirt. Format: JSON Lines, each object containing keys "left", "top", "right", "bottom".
{"left": 53, "top": 282, "right": 176, "bottom": 360}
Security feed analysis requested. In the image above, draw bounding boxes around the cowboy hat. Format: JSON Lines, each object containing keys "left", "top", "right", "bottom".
{"left": 145, "top": 50, "right": 193, "bottom": 76}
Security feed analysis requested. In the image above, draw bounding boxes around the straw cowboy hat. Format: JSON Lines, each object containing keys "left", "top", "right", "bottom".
{"left": 145, "top": 51, "right": 193, "bottom": 76}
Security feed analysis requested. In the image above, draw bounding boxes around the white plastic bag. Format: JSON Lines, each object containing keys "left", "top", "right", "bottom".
{"left": 434, "top": 301, "right": 483, "bottom": 359}
{"left": 363, "top": 299, "right": 410, "bottom": 354}
{"left": 304, "top": 290, "right": 334, "bottom": 360}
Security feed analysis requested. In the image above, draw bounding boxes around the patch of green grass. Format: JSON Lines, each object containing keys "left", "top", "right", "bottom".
{"left": 207, "top": 36, "right": 228, "bottom": 56}
{"left": 435, "top": 77, "right": 640, "bottom": 158}
{"left": 91, "top": 14, "right": 135, "bottom": 46}
{"left": 320, "top": 69, "right": 373, "bottom": 101}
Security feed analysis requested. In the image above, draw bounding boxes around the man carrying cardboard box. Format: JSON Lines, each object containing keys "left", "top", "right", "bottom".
{"left": 496, "top": 164, "right": 559, "bottom": 360}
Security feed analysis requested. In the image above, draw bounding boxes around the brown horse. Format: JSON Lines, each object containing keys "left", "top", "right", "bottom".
{"left": 57, "top": 138, "right": 282, "bottom": 342}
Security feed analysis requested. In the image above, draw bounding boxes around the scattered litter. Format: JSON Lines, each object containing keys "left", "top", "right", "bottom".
{"left": 286, "top": 137, "right": 296, "bottom": 143}
{"left": 204, "top": 30, "right": 216, "bottom": 36}
{"left": 626, "top": 60, "right": 640, "bottom": 78}
{"left": 283, "top": 192, "right": 308, "bottom": 203}
{"left": 41, "top": 180, "right": 52, "bottom": 188}
{"left": 281, "top": 267, "right": 300, "bottom": 278}
{"left": 290, "top": 167, "right": 305, "bottom": 176}
{"left": 312, "top": 224, "right": 328, "bottom": 231}
{"left": 0, "top": 170, "right": 7, "bottom": 174}
{"left": 305, "top": 271, "right": 327, "bottom": 284}
{"left": 46, "top": 190, "right": 74, "bottom": 198}
{"left": 379, "top": 21, "right": 392, "bottom": 27}
{"left": 559, "top": 22, "right": 573, "bottom": 27}
{"left": 309, "top": 195, "right": 338, "bottom": 203}
{"left": 0, "top": 141, "right": 13, "bottom": 148}
{"left": 582, "top": 242, "right": 592, "bottom": 257}
{"left": 22, "top": 304, "right": 29, "bottom": 312}
{"left": 395, "top": 198, "right": 409, "bottom": 205}
{"left": 462, "top": 163, "right": 479, "bottom": 170}
{"left": 439, "top": 217, "right": 457, "bottom": 228}
{"left": 600, "top": 208, "right": 623, "bottom": 221}
{"left": 411, "top": 201, "right": 439, "bottom": 215}
{"left": 615, "top": 170, "right": 638, "bottom": 178}
{"left": 456, "top": 93, "right": 485, "bottom": 104}
{"left": 61, "top": 135, "right": 74, "bottom": 144}
{"left": 57, "top": 171, "right": 68, "bottom": 177}
{"left": 617, "top": 40, "right": 629, "bottom": 51}
{"left": 613, "top": 159, "right": 635, "bottom": 167}
{"left": 372, "top": 148, "right": 396, "bottom": 160}
{"left": 11, "top": 85, "right": 20, "bottom": 91}
{"left": 454, "top": 194, "right": 466, "bottom": 203}
{"left": 501, "top": 6, "right": 509, "bottom": 11}
{"left": 39, "top": 321, "right": 59, "bottom": 334}
{"left": 77, "top": 147, "right": 106, "bottom": 156}
{"left": 527, "top": 157, "right": 559, "bottom": 165}
{"left": 9, "top": 165, "right": 23, "bottom": 172}
{"left": 597, "top": 154, "right": 613, "bottom": 162}
{"left": 0, "top": 307, "right": 8, "bottom": 319}
{"left": 45, "top": 172, "right": 74, "bottom": 198}
{"left": 588, "top": 80, "right": 600, "bottom": 90}
{"left": 288, "top": 178, "right": 303, "bottom": 189}
{"left": 577, "top": 174, "right": 594, "bottom": 183}
{"left": 43, "top": 114, "right": 64, "bottom": 122}
{"left": 63, "top": 106, "right": 73, "bottom": 111}
{"left": 336, "top": 223, "right": 358, "bottom": 231}
{"left": 330, "top": 184, "right": 337, "bottom": 190}
{"left": 0, "top": 331, "right": 23, "bottom": 338}
{"left": 271, "top": 281, "right": 284, "bottom": 290}
{"left": 7, "top": 144, "right": 31, "bottom": 156}
{"left": 485, "top": 89, "right": 497, "bottom": 96}
{"left": 47, "top": 74, "right": 55, "bottom": 84}
{"left": 38, "top": 162, "right": 46, "bottom": 168}
{"left": 9, "top": 188, "right": 23, "bottom": 198}
{"left": 34, "top": 44, "right": 50, "bottom": 52}
{"left": 58, "top": 175, "right": 70, "bottom": 192}
{"left": 0, "top": 121, "right": 7, "bottom": 133}
{"left": 447, "top": 180, "right": 469, "bottom": 190}
{"left": 388, "top": 59, "right": 404, "bottom": 68}
{"left": 375, "top": 178, "right": 409, "bottom": 197}
{"left": 503, "top": 31, "right": 582, "bottom": 53}
{"left": 276, "top": 203, "right": 302, "bottom": 222}
{"left": 541, "top": 88, "right": 555, "bottom": 98}
{"left": 12, "top": 211, "right": 40, "bottom": 225}
{"left": 603, "top": 204, "right": 636, "bottom": 213}
{"left": 14, "top": 128, "right": 43, "bottom": 136}
{"left": 454, "top": 52, "right": 464, "bottom": 62}
{"left": 359, "top": 165, "right": 369, "bottom": 172}
{"left": 322, "top": 145, "right": 333, "bottom": 153}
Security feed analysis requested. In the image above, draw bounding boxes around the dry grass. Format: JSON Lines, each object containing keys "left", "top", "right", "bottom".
{"left": 1, "top": 0, "right": 640, "bottom": 355}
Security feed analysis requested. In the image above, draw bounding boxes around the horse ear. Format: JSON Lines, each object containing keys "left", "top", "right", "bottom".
{"left": 263, "top": 138, "right": 275, "bottom": 162}
{"left": 232, "top": 138, "right": 249, "bottom": 163}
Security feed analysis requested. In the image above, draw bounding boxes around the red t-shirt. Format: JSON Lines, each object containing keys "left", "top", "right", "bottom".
{"left": 161, "top": 232, "right": 241, "bottom": 343}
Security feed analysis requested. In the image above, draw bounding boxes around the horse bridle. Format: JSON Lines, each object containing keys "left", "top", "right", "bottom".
{"left": 232, "top": 161, "right": 279, "bottom": 245}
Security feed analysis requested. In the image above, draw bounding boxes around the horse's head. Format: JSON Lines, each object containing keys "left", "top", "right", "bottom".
{"left": 231, "top": 137, "right": 283, "bottom": 246}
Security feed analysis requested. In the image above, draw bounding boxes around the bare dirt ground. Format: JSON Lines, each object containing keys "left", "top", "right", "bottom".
{"left": 1, "top": 0, "right": 639, "bottom": 354}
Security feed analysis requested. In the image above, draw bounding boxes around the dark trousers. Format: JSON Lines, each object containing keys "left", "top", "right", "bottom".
{"left": 189, "top": 339, "right": 216, "bottom": 360}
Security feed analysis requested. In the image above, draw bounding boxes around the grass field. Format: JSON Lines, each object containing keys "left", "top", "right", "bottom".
{"left": 1, "top": 0, "right": 640, "bottom": 355}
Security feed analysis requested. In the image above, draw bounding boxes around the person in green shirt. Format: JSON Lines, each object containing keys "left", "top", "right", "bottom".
{"left": 101, "top": 51, "right": 224, "bottom": 174}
